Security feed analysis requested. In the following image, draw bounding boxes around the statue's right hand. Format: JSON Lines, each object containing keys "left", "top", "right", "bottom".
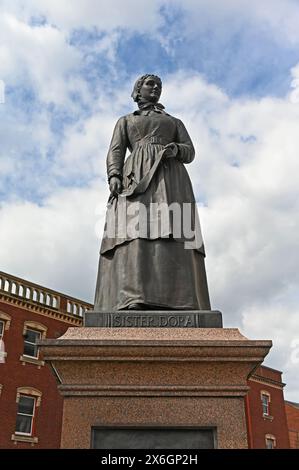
{"left": 109, "top": 176, "right": 122, "bottom": 196}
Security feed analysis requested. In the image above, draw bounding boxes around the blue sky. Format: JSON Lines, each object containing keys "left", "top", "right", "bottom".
{"left": 1, "top": 0, "right": 299, "bottom": 203}
{"left": 116, "top": 8, "right": 299, "bottom": 98}
{"left": 1, "top": 0, "right": 299, "bottom": 400}
{"left": 1, "top": 0, "right": 299, "bottom": 204}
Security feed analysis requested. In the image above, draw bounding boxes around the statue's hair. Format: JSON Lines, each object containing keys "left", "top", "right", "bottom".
{"left": 131, "top": 74, "right": 162, "bottom": 102}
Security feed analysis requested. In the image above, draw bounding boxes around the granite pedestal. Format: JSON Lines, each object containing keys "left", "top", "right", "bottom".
{"left": 40, "top": 320, "right": 271, "bottom": 449}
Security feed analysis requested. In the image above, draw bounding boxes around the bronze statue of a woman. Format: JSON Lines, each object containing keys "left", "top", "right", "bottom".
{"left": 94, "top": 74, "right": 211, "bottom": 311}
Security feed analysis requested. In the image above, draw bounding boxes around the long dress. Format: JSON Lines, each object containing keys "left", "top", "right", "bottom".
{"left": 94, "top": 107, "right": 211, "bottom": 311}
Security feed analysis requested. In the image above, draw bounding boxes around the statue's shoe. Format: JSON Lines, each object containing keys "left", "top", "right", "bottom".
{"left": 127, "top": 303, "right": 145, "bottom": 310}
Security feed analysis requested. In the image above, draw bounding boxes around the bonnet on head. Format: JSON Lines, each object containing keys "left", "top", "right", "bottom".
{"left": 131, "top": 74, "right": 162, "bottom": 102}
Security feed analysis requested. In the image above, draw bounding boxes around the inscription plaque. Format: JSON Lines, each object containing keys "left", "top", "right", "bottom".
{"left": 84, "top": 310, "right": 223, "bottom": 328}
{"left": 91, "top": 427, "right": 216, "bottom": 449}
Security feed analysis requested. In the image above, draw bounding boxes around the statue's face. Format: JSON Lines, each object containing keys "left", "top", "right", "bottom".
{"left": 139, "top": 76, "right": 162, "bottom": 103}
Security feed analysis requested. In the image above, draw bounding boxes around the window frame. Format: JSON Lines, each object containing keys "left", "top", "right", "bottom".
{"left": 0, "top": 319, "right": 4, "bottom": 339}
{"left": 11, "top": 387, "right": 42, "bottom": 444}
{"left": 23, "top": 328, "right": 42, "bottom": 359}
{"left": 15, "top": 394, "right": 36, "bottom": 437}
{"left": 20, "top": 321, "right": 47, "bottom": 366}
{"left": 261, "top": 391, "right": 271, "bottom": 417}
{"left": 0, "top": 311, "right": 11, "bottom": 337}
{"left": 265, "top": 434, "right": 276, "bottom": 449}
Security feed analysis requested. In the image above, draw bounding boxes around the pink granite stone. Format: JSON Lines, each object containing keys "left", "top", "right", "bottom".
{"left": 40, "top": 327, "right": 272, "bottom": 449}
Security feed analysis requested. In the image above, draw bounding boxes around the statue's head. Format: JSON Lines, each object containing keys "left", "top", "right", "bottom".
{"left": 131, "top": 74, "right": 162, "bottom": 103}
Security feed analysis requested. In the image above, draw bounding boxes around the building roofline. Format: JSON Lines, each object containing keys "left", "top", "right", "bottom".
{"left": 0, "top": 270, "right": 92, "bottom": 307}
{"left": 285, "top": 401, "right": 299, "bottom": 409}
{"left": 259, "top": 364, "right": 283, "bottom": 375}
{"left": 0, "top": 271, "right": 92, "bottom": 320}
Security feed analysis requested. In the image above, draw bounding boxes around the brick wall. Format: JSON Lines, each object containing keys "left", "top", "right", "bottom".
{"left": 285, "top": 402, "right": 299, "bottom": 448}
{"left": 246, "top": 366, "right": 290, "bottom": 448}
{"left": 0, "top": 295, "right": 86, "bottom": 448}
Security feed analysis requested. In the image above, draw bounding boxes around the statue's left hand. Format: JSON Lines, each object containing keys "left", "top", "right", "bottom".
{"left": 164, "top": 143, "right": 178, "bottom": 159}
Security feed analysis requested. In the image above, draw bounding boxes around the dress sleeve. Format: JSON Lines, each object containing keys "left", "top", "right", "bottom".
{"left": 106, "top": 116, "right": 128, "bottom": 181}
{"left": 175, "top": 118, "right": 195, "bottom": 164}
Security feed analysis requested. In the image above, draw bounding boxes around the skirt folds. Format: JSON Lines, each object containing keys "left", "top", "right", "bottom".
{"left": 94, "top": 238, "right": 211, "bottom": 311}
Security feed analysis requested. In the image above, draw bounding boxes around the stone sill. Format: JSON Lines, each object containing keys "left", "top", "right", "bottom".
{"left": 263, "top": 414, "right": 274, "bottom": 421}
{"left": 11, "top": 434, "right": 38, "bottom": 445}
{"left": 20, "top": 354, "right": 45, "bottom": 368}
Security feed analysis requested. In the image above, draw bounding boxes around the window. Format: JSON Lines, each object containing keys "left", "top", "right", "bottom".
{"left": 0, "top": 318, "right": 7, "bottom": 363}
{"left": 261, "top": 392, "right": 270, "bottom": 416}
{"left": 15, "top": 395, "right": 36, "bottom": 436}
{"left": 0, "top": 311, "right": 11, "bottom": 337}
{"left": 20, "top": 321, "right": 47, "bottom": 366}
{"left": 265, "top": 435, "right": 276, "bottom": 449}
{"left": 23, "top": 329, "right": 41, "bottom": 358}
{"left": 11, "top": 387, "right": 42, "bottom": 444}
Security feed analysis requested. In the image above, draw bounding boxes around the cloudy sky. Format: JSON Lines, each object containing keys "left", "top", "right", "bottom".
{"left": 0, "top": 0, "right": 299, "bottom": 400}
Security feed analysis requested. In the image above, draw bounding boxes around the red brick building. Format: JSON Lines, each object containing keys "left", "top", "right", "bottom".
{"left": 0, "top": 271, "right": 293, "bottom": 449}
{"left": 246, "top": 365, "right": 290, "bottom": 448}
{"left": 0, "top": 271, "right": 91, "bottom": 448}
{"left": 285, "top": 401, "right": 299, "bottom": 448}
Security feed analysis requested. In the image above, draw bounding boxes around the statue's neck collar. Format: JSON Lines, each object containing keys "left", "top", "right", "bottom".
{"left": 135, "top": 98, "right": 166, "bottom": 114}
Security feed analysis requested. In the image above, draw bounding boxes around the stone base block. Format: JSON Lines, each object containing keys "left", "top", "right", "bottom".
{"left": 40, "top": 328, "right": 271, "bottom": 449}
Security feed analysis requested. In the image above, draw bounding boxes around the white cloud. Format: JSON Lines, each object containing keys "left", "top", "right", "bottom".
{"left": 250, "top": 0, "right": 299, "bottom": 45}
{"left": 56, "top": 112, "right": 119, "bottom": 178}
{"left": 0, "top": 183, "right": 108, "bottom": 301}
{"left": 243, "top": 303, "right": 299, "bottom": 402}
{"left": 7, "top": 0, "right": 299, "bottom": 45}
{"left": 289, "top": 63, "right": 299, "bottom": 104}
{"left": 0, "top": 12, "right": 85, "bottom": 106}
{"left": 0, "top": 1, "right": 164, "bottom": 110}
{"left": 2, "top": 0, "right": 299, "bottom": 112}
{"left": 1, "top": 0, "right": 164, "bottom": 33}
{"left": 52, "top": 83, "right": 134, "bottom": 179}
{"left": 174, "top": 0, "right": 299, "bottom": 45}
